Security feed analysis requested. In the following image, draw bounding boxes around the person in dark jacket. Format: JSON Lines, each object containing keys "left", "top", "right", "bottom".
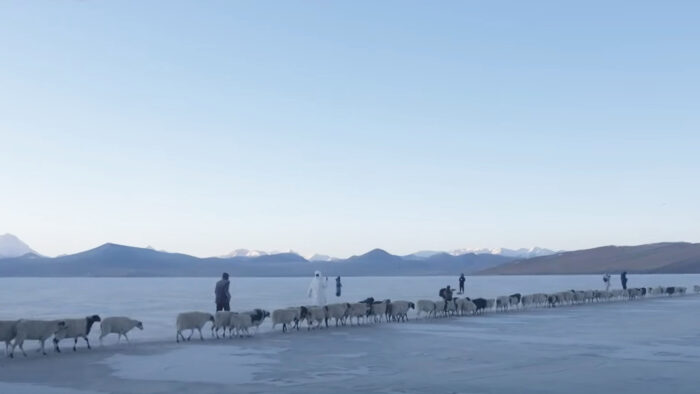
{"left": 215, "top": 272, "right": 231, "bottom": 311}
{"left": 458, "top": 273, "right": 466, "bottom": 294}
{"left": 439, "top": 285, "right": 454, "bottom": 312}
{"left": 335, "top": 276, "right": 342, "bottom": 297}
{"left": 621, "top": 271, "right": 628, "bottom": 290}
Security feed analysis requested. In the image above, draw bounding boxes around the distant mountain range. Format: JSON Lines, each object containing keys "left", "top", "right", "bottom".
{"left": 0, "top": 239, "right": 514, "bottom": 277}
{"left": 479, "top": 242, "right": 700, "bottom": 275}
{"left": 3, "top": 234, "right": 699, "bottom": 277}
{"left": 0, "top": 234, "right": 38, "bottom": 258}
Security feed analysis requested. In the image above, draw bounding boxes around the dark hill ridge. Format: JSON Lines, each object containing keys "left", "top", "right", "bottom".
{"left": 0, "top": 244, "right": 513, "bottom": 277}
{"left": 479, "top": 242, "right": 700, "bottom": 275}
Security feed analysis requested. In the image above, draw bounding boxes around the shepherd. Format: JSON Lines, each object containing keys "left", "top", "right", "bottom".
{"left": 214, "top": 272, "right": 231, "bottom": 312}
{"left": 335, "top": 276, "right": 342, "bottom": 297}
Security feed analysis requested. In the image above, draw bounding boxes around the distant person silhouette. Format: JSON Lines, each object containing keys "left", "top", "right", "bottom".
{"left": 215, "top": 272, "right": 231, "bottom": 312}
{"left": 621, "top": 271, "right": 628, "bottom": 290}
{"left": 458, "top": 273, "right": 466, "bottom": 294}
{"left": 335, "top": 276, "right": 342, "bottom": 297}
{"left": 603, "top": 273, "right": 611, "bottom": 291}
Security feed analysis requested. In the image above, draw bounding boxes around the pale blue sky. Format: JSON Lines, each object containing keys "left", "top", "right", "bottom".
{"left": 1, "top": 1, "right": 698, "bottom": 258}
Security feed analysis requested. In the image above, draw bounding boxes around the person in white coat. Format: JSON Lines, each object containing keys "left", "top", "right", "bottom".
{"left": 307, "top": 270, "right": 328, "bottom": 306}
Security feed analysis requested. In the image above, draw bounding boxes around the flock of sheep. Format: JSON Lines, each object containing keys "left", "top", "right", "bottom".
{"left": 176, "top": 284, "right": 699, "bottom": 341}
{"left": 0, "top": 316, "right": 142, "bottom": 358}
{"left": 2, "top": 284, "right": 698, "bottom": 359}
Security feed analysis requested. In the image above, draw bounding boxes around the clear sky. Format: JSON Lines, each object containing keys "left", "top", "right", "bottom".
{"left": 1, "top": 1, "right": 699, "bottom": 258}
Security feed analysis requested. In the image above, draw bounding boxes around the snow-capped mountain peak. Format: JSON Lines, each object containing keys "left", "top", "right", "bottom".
{"left": 308, "top": 254, "right": 340, "bottom": 262}
{"left": 449, "top": 247, "right": 556, "bottom": 259}
{"left": 0, "top": 233, "right": 39, "bottom": 258}
{"left": 221, "top": 249, "right": 269, "bottom": 258}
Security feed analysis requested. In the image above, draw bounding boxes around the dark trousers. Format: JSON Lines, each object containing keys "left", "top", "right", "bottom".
{"left": 622, "top": 281, "right": 627, "bottom": 290}
{"left": 459, "top": 283, "right": 465, "bottom": 293}
{"left": 216, "top": 301, "right": 230, "bottom": 311}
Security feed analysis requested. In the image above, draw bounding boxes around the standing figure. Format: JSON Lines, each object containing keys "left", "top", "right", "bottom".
{"left": 215, "top": 272, "right": 231, "bottom": 312}
{"left": 458, "top": 273, "right": 466, "bottom": 294}
{"left": 335, "top": 276, "right": 342, "bottom": 297}
{"left": 308, "top": 270, "right": 328, "bottom": 306}
{"left": 603, "top": 273, "right": 611, "bottom": 291}
{"left": 621, "top": 271, "right": 628, "bottom": 290}
{"left": 439, "top": 285, "right": 454, "bottom": 312}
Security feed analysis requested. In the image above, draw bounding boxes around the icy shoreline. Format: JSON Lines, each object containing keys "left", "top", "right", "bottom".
{"left": 2, "top": 294, "right": 700, "bottom": 393}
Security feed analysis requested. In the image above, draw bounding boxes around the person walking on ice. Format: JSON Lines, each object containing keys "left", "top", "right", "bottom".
{"left": 621, "top": 271, "right": 628, "bottom": 290}
{"left": 603, "top": 273, "right": 611, "bottom": 291}
{"left": 458, "top": 273, "right": 466, "bottom": 295}
{"left": 215, "top": 272, "right": 231, "bottom": 311}
{"left": 335, "top": 276, "right": 342, "bottom": 297}
{"left": 308, "top": 270, "right": 328, "bottom": 306}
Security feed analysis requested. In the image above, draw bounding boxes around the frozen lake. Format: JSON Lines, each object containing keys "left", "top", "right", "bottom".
{"left": 0, "top": 275, "right": 699, "bottom": 393}
{"left": 2, "top": 274, "right": 700, "bottom": 342}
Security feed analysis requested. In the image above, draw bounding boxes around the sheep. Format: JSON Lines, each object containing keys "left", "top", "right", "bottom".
{"left": 472, "top": 298, "right": 488, "bottom": 314}
{"left": 10, "top": 319, "right": 67, "bottom": 358}
{"left": 230, "top": 313, "right": 254, "bottom": 337}
{"left": 370, "top": 300, "right": 390, "bottom": 323}
{"left": 99, "top": 317, "right": 143, "bottom": 344}
{"left": 508, "top": 293, "right": 522, "bottom": 309}
{"left": 455, "top": 298, "right": 476, "bottom": 315}
{"left": 272, "top": 307, "right": 303, "bottom": 332}
{"left": 304, "top": 306, "right": 328, "bottom": 329}
{"left": 53, "top": 315, "right": 101, "bottom": 352}
{"left": 347, "top": 303, "right": 369, "bottom": 325}
{"left": 496, "top": 296, "right": 510, "bottom": 311}
{"left": 388, "top": 301, "right": 414, "bottom": 322}
{"left": 694, "top": 285, "right": 700, "bottom": 294}
{"left": 212, "top": 311, "right": 234, "bottom": 338}
{"left": 416, "top": 300, "right": 436, "bottom": 318}
{"left": 325, "top": 303, "right": 350, "bottom": 326}
{"left": 240, "top": 309, "right": 270, "bottom": 333}
{"left": 0, "top": 320, "right": 18, "bottom": 357}
{"left": 176, "top": 312, "right": 214, "bottom": 343}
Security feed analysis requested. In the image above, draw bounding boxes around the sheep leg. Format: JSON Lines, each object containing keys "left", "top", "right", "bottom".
{"left": 73, "top": 338, "right": 78, "bottom": 351}
{"left": 187, "top": 329, "right": 194, "bottom": 341}
{"left": 123, "top": 333, "right": 130, "bottom": 343}
{"left": 40, "top": 340, "right": 47, "bottom": 356}
{"left": 198, "top": 328, "right": 204, "bottom": 341}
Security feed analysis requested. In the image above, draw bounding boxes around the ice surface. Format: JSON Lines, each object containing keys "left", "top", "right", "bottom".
{"left": 1, "top": 275, "right": 700, "bottom": 393}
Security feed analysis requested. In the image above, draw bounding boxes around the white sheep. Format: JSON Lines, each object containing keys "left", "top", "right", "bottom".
{"left": 239, "top": 309, "right": 270, "bottom": 333}
{"left": 370, "top": 301, "right": 389, "bottom": 323}
{"left": 229, "top": 313, "right": 253, "bottom": 337}
{"left": 0, "top": 320, "right": 18, "bottom": 356}
{"left": 388, "top": 301, "right": 414, "bottom": 322}
{"left": 346, "top": 303, "right": 369, "bottom": 325}
{"left": 455, "top": 298, "right": 476, "bottom": 315}
{"left": 53, "top": 315, "right": 101, "bottom": 352}
{"left": 324, "top": 303, "right": 349, "bottom": 326}
{"left": 304, "top": 306, "right": 327, "bottom": 329}
{"left": 99, "top": 317, "right": 143, "bottom": 344}
{"left": 496, "top": 296, "right": 510, "bottom": 311}
{"left": 10, "top": 319, "right": 67, "bottom": 357}
{"left": 272, "top": 307, "right": 303, "bottom": 332}
{"left": 212, "top": 311, "right": 234, "bottom": 338}
{"left": 416, "top": 300, "right": 436, "bottom": 318}
{"left": 176, "top": 312, "right": 214, "bottom": 342}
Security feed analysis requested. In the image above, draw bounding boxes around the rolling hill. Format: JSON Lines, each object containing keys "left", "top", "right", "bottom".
{"left": 479, "top": 242, "right": 700, "bottom": 275}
